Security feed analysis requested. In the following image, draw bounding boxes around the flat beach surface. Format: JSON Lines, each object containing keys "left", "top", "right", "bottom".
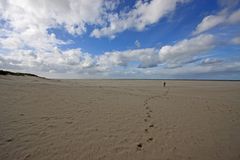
{"left": 1, "top": 76, "right": 240, "bottom": 160}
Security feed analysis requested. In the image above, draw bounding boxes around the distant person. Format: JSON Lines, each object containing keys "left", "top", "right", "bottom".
{"left": 163, "top": 81, "right": 166, "bottom": 87}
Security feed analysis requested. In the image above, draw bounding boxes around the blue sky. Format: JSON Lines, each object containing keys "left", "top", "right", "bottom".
{"left": 0, "top": 0, "right": 240, "bottom": 79}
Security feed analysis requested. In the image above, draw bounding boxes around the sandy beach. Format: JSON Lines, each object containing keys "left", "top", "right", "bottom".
{"left": 0, "top": 75, "right": 240, "bottom": 160}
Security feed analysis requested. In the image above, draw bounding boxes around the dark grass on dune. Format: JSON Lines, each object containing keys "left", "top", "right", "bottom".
{"left": 0, "top": 70, "right": 46, "bottom": 79}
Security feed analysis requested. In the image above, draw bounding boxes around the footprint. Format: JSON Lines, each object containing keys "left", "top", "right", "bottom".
{"left": 40, "top": 116, "right": 50, "bottom": 121}
{"left": 149, "top": 124, "right": 154, "bottom": 128}
{"left": 24, "top": 153, "right": 31, "bottom": 160}
{"left": 147, "top": 137, "right": 153, "bottom": 142}
{"left": 6, "top": 138, "right": 13, "bottom": 142}
{"left": 144, "top": 119, "right": 148, "bottom": 122}
{"left": 144, "top": 129, "right": 148, "bottom": 133}
{"left": 47, "top": 124, "right": 56, "bottom": 128}
{"left": 147, "top": 114, "right": 151, "bottom": 118}
{"left": 65, "top": 121, "right": 73, "bottom": 124}
{"left": 77, "top": 110, "right": 82, "bottom": 113}
{"left": 137, "top": 143, "right": 143, "bottom": 150}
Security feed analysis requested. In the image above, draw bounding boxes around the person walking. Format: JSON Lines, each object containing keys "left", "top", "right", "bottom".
{"left": 163, "top": 81, "right": 166, "bottom": 87}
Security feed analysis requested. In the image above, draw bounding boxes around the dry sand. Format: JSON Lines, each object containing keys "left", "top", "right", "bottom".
{"left": 0, "top": 75, "right": 240, "bottom": 160}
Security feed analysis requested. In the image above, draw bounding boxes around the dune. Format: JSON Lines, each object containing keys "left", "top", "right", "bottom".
{"left": 0, "top": 75, "right": 240, "bottom": 160}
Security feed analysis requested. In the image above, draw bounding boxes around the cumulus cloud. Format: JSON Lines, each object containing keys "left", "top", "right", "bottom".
{"left": 0, "top": 0, "right": 106, "bottom": 34}
{"left": 0, "top": 0, "right": 190, "bottom": 40}
{"left": 0, "top": 0, "right": 112, "bottom": 53}
{"left": 193, "top": 9, "right": 240, "bottom": 35}
{"left": 0, "top": 0, "right": 238, "bottom": 79}
{"left": 2, "top": 50, "right": 239, "bottom": 79}
{"left": 0, "top": 27, "right": 68, "bottom": 51}
{"left": 91, "top": 0, "right": 189, "bottom": 38}
{"left": 0, "top": 33, "right": 218, "bottom": 76}
{"left": 96, "top": 48, "right": 159, "bottom": 71}
{"left": 0, "top": 48, "right": 95, "bottom": 74}
{"left": 1, "top": 34, "right": 239, "bottom": 79}
{"left": 101, "top": 59, "right": 240, "bottom": 79}
{"left": 0, "top": 47, "right": 161, "bottom": 75}
{"left": 0, "top": 0, "right": 191, "bottom": 53}
{"left": 159, "top": 34, "right": 216, "bottom": 67}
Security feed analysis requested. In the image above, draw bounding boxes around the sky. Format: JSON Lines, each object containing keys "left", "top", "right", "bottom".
{"left": 0, "top": 0, "right": 240, "bottom": 79}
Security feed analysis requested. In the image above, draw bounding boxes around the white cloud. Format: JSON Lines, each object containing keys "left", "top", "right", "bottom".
{"left": 0, "top": 47, "right": 160, "bottom": 74}
{"left": 0, "top": 0, "right": 106, "bottom": 34}
{"left": 1, "top": 39, "right": 239, "bottom": 79}
{"left": 228, "top": 9, "right": 240, "bottom": 23}
{"left": 159, "top": 34, "right": 216, "bottom": 67}
{"left": 0, "top": 0, "right": 109, "bottom": 53}
{"left": 0, "top": 36, "right": 22, "bottom": 49}
{"left": 193, "top": 9, "right": 240, "bottom": 35}
{"left": 91, "top": 0, "right": 189, "bottom": 38}
{"left": 0, "top": 34, "right": 218, "bottom": 76}
{"left": 193, "top": 15, "right": 226, "bottom": 35}
{"left": 135, "top": 40, "right": 141, "bottom": 48}
{"left": 0, "top": 0, "right": 191, "bottom": 50}
{"left": 92, "top": 59, "right": 240, "bottom": 79}
{"left": 0, "top": 26, "right": 67, "bottom": 51}
{"left": 0, "top": 0, "right": 128, "bottom": 40}
{"left": 96, "top": 48, "right": 159, "bottom": 71}
{"left": 0, "top": 47, "right": 153, "bottom": 74}
{"left": 232, "top": 36, "right": 240, "bottom": 45}
{"left": 0, "top": 48, "right": 95, "bottom": 74}
{"left": 200, "top": 58, "right": 223, "bottom": 65}
{"left": 0, "top": 0, "right": 238, "bottom": 79}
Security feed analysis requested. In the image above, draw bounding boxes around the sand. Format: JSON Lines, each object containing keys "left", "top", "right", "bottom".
{"left": 0, "top": 75, "right": 240, "bottom": 160}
